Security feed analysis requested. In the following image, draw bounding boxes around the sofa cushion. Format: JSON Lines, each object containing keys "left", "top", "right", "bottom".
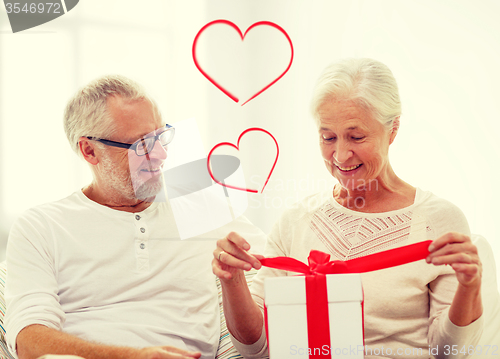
{"left": 0, "top": 261, "right": 14, "bottom": 359}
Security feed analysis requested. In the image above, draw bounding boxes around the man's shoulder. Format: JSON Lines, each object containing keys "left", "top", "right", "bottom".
{"left": 7, "top": 192, "right": 88, "bottom": 252}
{"left": 14, "top": 191, "right": 85, "bottom": 225}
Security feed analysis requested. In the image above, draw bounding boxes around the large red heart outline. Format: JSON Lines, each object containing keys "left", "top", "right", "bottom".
{"left": 192, "top": 19, "right": 294, "bottom": 106}
{"left": 207, "top": 128, "right": 279, "bottom": 193}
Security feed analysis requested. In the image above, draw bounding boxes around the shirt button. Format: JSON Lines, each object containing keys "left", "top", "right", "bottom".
{"left": 135, "top": 215, "right": 141, "bottom": 220}
{"left": 140, "top": 227, "right": 146, "bottom": 233}
{"left": 140, "top": 243, "right": 145, "bottom": 249}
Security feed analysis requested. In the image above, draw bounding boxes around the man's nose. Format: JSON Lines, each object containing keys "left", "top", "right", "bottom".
{"left": 333, "top": 140, "right": 353, "bottom": 164}
{"left": 145, "top": 140, "right": 167, "bottom": 161}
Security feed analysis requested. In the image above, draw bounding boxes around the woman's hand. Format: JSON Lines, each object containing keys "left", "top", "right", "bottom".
{"left": 212, "top": 231, "right": 263, "bottom": 282}
{"left": 212, "top": 232, "right": 266, "bottom": 344}
{"left": 426, "top": 232, "right": 482, "bottom": 288}
{"left": 426, "top": 232, "right": 483, "bottom": 325}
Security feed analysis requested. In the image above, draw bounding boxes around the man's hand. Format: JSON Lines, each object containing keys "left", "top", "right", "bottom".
{"left": 138, "top": 346, "right": 201, "bottom": 359}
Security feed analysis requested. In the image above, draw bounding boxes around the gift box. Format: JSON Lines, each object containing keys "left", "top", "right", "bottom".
{"left": 265, "top": 273, "right": 364, "bottom": 359}
{"left": 260, "top": 241, "right": 434, "bottom": 359}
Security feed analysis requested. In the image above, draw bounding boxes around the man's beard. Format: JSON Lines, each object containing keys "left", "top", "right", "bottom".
{"left": 133, "top": 170, "right": 165, "bottom": 200}
{"left": 99, "top": 154, "right": 164, "bottom": 201}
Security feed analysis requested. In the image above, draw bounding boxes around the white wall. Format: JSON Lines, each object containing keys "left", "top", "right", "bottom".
{"left": 0, "top": 0, "right": 498, "bottom": 286}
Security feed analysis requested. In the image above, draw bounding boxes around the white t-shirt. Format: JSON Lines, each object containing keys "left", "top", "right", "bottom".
{"left": 5, "top": 190, "right": 265, "bottom": 358}
{"left": 233, "top": 188, "right": 483, "bottom": 359}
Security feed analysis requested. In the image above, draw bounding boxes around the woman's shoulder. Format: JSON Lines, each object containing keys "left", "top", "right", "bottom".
{"left": 414, "top": 188, "right": 470, "bottom": 236}
{"left": 415, "top": 189, "right": 466, "bottom": 216}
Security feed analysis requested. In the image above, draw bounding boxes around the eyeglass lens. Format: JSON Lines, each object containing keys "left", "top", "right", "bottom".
{"left": 135, "top": 128, "right": 174, "bottom": 156}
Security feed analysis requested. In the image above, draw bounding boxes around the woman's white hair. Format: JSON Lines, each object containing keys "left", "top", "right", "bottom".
{"left": 64, "top": 75, "right": 158, "bottom": 156}
{"left": 311, "top": 58, "right": 401, "bottom": 127}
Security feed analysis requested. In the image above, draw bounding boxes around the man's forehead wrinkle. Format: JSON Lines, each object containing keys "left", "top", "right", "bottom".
{"left": 107, "top": 96, "right": 164, "bottom": 143}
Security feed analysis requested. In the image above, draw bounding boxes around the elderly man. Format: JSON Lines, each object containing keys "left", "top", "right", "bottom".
{"left": 5, "top": 75, "right": 263, "bottom": 359}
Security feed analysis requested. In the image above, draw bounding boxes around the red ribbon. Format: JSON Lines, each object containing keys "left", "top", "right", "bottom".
{"left": 261, "top": 240, "right": 432, "bottom": 358}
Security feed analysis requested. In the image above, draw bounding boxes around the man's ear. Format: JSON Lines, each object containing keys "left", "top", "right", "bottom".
{"left": 389, "top": 116, "right": 400, "bottom": 145}
{"left": 78, "top": 137, "right": 99, "bottom": 165}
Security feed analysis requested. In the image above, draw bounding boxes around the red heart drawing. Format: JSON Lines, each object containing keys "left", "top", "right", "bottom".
{"left": 192, "top": 19, "right": 294, "bottom": 106}
{"left": 207, "top": 128, "right": 279, "bottom": 193}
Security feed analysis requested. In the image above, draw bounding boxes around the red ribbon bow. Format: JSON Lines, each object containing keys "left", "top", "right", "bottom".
{"left": 261, "top": 240, "right": 433, "bottom": 358}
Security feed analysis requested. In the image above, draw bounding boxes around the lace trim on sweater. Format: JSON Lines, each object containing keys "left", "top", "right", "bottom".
{"left": 309, "top": 202, "right": 416, "bottom": 260}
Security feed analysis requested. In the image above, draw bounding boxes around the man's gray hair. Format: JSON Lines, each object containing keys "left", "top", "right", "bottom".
{"left": 64, "top": 75, "right": 158, "bottom": 156}
{"left": 311, "top": 58, "right": 401, "bottom": 127}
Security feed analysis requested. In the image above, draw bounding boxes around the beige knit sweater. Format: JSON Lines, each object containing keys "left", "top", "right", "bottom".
{"left": 231, "top": 188, "right": 483, "bottom": 359}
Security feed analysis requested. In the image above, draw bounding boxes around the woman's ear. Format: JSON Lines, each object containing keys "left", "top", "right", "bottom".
{"left": 78, "top": 137, "right": 99, "bottom": 165}
{"left": 389, "top": 117, "right": 400, "bottom": 145}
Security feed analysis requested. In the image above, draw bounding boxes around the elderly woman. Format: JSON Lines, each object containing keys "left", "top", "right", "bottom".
{"left": 213, "top": 58, "right": 483, "bottom": 359}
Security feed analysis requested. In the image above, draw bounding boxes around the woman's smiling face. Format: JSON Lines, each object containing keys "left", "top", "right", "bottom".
{"left": 317, "top": 97, "right": 396, "bottom": 190}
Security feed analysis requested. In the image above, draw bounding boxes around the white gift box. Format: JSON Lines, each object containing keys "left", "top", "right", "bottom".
{"left": 264, "top": 273, "right": 364, "bottom": 359}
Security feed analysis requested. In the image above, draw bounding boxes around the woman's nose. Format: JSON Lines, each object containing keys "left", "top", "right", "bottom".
{"left": 333, "top": 141, "right": 353, "bottom": 164}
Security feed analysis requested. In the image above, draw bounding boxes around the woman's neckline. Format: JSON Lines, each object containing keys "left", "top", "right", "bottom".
{"left": 329, "top": 186, "right": 424, "bottom": 217}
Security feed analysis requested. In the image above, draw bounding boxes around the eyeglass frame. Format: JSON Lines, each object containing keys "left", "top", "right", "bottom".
{"left": 85, "top": 124, "right": 175, "bottom": 156}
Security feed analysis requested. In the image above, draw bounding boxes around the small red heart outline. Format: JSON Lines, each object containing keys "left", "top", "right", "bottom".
{"left": 192, "top": 19, "right": 294, "bottom": 106}
{"left": 207, "top": 128, "right": 279, "bottom": 193}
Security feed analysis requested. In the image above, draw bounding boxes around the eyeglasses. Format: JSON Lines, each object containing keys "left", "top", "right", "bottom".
{"left": 86, "top": 124, "right": 175, "bottom": 156}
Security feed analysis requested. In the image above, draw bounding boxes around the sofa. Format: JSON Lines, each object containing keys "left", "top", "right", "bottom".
{"left": 0, "top": 234, "right": 498, "bottom": 358}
